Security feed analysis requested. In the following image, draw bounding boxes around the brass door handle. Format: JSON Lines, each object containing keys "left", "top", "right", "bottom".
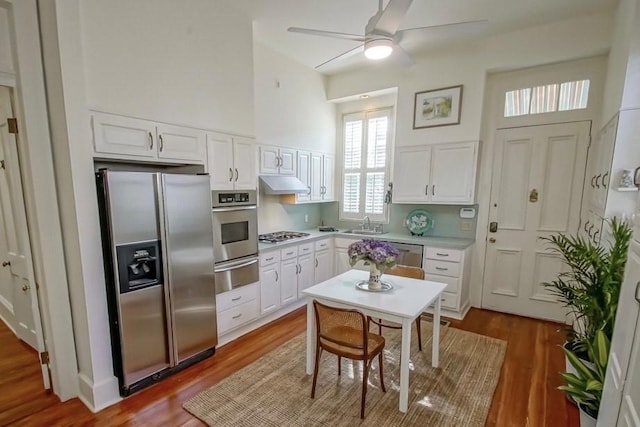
{"left": 489, "top": 238, "right": 496, "bottom": 243}
{"left": 22, "top": 283, "right": 30, "bottom": 292}
{"left": 2, "top": 261, "right": 10, "bottom": 267}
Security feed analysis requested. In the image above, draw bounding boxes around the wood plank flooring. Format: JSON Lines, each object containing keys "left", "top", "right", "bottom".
{"left": 1, "top": 308, "right": 578, "bottom": 426}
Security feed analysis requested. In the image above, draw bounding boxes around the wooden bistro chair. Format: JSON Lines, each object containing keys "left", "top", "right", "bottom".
{"left": 311, "top": 300, "right": 387, "bottom": 419}
{"left": 367, "top": 265, "right": 426, "bottom": 351}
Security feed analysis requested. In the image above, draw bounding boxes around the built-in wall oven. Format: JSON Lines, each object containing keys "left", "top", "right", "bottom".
{"left": 211, "top": 190, "right": 259, "bottom": 294}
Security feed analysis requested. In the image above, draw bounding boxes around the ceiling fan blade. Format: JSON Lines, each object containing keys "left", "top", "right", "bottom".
{"left": 396, "top": 19, "right": 489, "bottom": 40}
{"left": 391, "top": 44, "right": 414, "bottom": 67}
{"left": 315, "top": 45, "right": 364, "bottom": 70}
{"left": 288, "top": 27, "right": 366, "bottom": 42}
{"left": 368, "top": 0, "right": 414, "bottom": 35}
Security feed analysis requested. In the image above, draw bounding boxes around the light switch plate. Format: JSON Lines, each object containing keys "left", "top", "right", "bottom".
{"left": 460, "top": 207, "right": 476, "bottom": 219}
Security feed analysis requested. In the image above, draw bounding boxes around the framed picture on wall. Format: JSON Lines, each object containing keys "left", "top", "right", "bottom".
{"left": 413, "top": 85, "right": 463, "bottom": 129}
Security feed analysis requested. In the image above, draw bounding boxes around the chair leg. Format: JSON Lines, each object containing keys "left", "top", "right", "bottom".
{"left": 338, "top": 355, "right": 341, "bottom": 376}
{"left": 361, "top": 360, "right": 371, "bottom": 419}
{"left": 378, "top": 319, "right": 382, "bottom": 336}
{"left": 311, "top": 347, "right": 322, "bottom": 399}
{"left": 378, "top": 351, "right": 386, "bottom": 393}
{"left": 415, "top": 315, "right": 423, "bottom": 352}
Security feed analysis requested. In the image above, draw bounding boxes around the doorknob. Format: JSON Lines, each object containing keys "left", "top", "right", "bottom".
{"left": 489, "top": 238, "right": 496, "bottom": 243}
{"left": 2, "top": 261, "right": 9, "bottom": 267}
{"left": 529, "top": 189, "right": 539, "bottom": 203}
{"left": 22, "top": 283, "right": 30, "bottom": 292}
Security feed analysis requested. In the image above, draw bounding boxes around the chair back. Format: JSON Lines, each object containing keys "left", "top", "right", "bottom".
{"left": 386, "top": 265, "right": 425, "bottom": 280}
{"left": 313, "top": 300, "right": 368, "bottom": 352}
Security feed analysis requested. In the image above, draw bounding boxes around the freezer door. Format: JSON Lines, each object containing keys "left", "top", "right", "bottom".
{"left": 119, "top": 285, "right": 170, "bottom": 386}
{"left": 161, "top": 174, "right": 217, "bottom": 363}
{"left": 104, "top": 171, "right": 159, "bottom": 245}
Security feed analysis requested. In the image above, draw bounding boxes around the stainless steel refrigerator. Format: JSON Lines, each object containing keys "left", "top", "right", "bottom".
{"left": 96, "top": 170, "right": 217, "bottom": 396}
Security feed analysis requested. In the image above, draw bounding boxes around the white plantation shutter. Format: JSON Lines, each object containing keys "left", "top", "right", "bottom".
{"left": 340, "top": 109, "right": 392, "bottom": 222}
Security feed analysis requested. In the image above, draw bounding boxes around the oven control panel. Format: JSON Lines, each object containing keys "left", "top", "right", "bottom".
{"left": 211, "top": 190, "right": 257, "bottom": 208}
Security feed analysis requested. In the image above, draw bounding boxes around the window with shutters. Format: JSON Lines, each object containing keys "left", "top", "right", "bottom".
{"left": 340, "top": 108, "right": 392, "bottom": 222}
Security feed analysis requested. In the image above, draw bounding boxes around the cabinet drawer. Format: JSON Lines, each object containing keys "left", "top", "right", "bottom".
{"left": 315, "top": 239, "right": 332, "bottom": 251}
{"left": 424, "top": 273, "right": 459, "bottom": 293}
{"left": 425, "top": 247, "right": 462, "bottom": 262}
{"left": 217, "top": 299, "right": 259, "bottom": 335}
{"left": 334, "top": 238, "right": 355, "bottom": 249}
{"left": 298, "top": 243, "right": 314, "bottom": 256}
{"left": 440, "top": 292, "right": 459, "bottom": 310}
{"left": 260, "top": 251, "right": 280, "bottom": 266}
{"left": 281, "top": 246, "right": 299, "bottom": 260}
{"left": 424, "top": 260, "right": 460, "bottom": 278}
{"left": 216, "top": 283, "right": 259, "bottom": 312}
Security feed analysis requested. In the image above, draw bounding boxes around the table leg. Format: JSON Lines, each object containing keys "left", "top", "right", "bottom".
{"left": 432, "top": 296, "right": 441, "bottom": 368}
{"left": 399, "top": 318, "right": 411, "bottom": 412}
{"left": 306, "top": 300, "right": 315, "bottom": 375}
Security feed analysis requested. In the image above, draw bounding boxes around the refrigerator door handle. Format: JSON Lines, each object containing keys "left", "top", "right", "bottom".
{"left": 214, "top": 257, "right": 259, "bottom": 273}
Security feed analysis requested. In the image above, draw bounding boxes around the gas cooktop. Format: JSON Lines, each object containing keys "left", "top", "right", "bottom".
{"left": 258, "top": 231, "right": 311, "bottom": 243}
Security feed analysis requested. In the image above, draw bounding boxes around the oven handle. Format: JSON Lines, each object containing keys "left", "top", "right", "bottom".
{"left": 211, "top": 205, "right": 257, "bottom": 213}
{"left": 214, "top": 257, "right": 259, "bottom": 273}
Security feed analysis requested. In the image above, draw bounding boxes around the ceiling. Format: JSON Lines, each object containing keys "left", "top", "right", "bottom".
{"left": 230, "top": 0, "right": 617, "bottom": 75}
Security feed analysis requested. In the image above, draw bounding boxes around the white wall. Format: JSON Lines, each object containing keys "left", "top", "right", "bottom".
{"left": 601, "top": 0, "right": 637, "bottom": 121}
{"left": 80, "top": 0, "right": 255, "bottom": 135}
{"left": 327, "top": 12, "right": 612, "bottom": 145}
{"left": 253, "top": 43, "right": 336, "bottom": 153}
{"left": 253, "top": 43, "right": 337, "bottom": 233}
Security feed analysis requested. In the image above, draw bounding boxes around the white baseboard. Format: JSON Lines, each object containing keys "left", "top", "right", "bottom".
{"left": 78, "top": 372, "right": 121, "bottom": 413}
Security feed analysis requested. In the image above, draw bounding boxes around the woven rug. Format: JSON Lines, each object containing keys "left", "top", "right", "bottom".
{"left": 184, "top": 321, "right": 506, "bottom": 426}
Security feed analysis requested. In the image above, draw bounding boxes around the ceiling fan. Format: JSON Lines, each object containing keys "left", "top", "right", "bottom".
{"left": 288, "top": 0, "right": 487, "bottom": 69}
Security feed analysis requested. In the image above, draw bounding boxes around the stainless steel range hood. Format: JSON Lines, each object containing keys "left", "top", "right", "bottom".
{"left": 259, "top": 175, "right": 309, "bottom": 195}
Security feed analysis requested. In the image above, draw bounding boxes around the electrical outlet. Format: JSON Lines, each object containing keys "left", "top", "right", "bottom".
{"left": 304, "top": 214, "right": 309, "bottom": 223}
{"left": 460, "top": 220, "right": 472, "bottom": 231}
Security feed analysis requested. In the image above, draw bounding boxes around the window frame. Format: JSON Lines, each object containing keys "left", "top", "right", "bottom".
{"left": 338, "top": 107, "right": 393, "bottom": 223}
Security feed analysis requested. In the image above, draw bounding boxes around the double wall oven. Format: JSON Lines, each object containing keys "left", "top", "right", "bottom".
{"left": 211, "top": 190, "right": 259, "bottom": 294}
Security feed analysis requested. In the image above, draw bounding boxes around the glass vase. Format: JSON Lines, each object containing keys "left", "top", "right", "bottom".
{"left": 368, "top": 264, "right": 382, "bottom": 290}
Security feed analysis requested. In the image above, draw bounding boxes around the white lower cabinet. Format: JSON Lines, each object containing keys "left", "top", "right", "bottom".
{"left": 280, "top": 254, "right": 299, "bottom": 306}
{"left": 298, "top": 253, "right": 314, "bottom": 294}
{"left": 422, "top": 246, "right": 471, "bottom": 317}
{"left": 260, "top": 251, "right": 281, "bottom": 315}
{"left": 216, "top": 283, "right": 260, "bottom": 335}
{"left": 314, "top": 239, "right": 334, "bottom": 284}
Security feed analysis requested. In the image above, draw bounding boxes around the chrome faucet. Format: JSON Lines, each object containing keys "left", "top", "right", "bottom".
{"left": 362, "top": 216, "right": 371, "bottom": 230}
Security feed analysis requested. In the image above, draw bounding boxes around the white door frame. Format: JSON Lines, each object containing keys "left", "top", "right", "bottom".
{"left": 3, "top": 0, "right": 78, "bottom": 400}
{"left": 469, "top": 56, "right": 607, "bottom": 312}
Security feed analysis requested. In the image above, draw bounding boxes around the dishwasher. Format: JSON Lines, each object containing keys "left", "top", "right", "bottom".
{"left": 389, "top": 242, "right": 424, "bottom": 268}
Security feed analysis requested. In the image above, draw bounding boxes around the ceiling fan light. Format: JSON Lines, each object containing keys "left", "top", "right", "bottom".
{"left": 364, "top": 39, "right": 393, "bottom": 60}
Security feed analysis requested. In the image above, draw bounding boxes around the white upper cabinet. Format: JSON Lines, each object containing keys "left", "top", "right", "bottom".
{"left": 259, "top": 145, "right": 296, "bottom": 175}
{"left": 322, "top": 154, "right": 335, "bottom": 201}
{"left": 393, "top": 141, "right": 478, "bottom": 204}
{"left": 310, "top": 152, "right": 323, "bottom": 201}
{"left": 156, "top": 123, "right": 206, "bottom": 162}
{"left": 297, "top": 151, "right": 312, "bottom": 202}
{"left": 206, "top": 132, "right": 256, "bottom": 191}
{"left": 430, "top": 142, "right": 477, "bottom": 203}
{"left": 392, "top": 146, "right": 432, "bottom": 203}
{"left": 92, "top": 112, "right": 206, "bottom": 164}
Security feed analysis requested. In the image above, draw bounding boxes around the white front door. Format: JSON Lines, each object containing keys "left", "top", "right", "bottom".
{"left": 0, "top": 86, "right": 49, "bottom": 387}
{"left": 482, "top": 121, "right": 590, "bottom": 321}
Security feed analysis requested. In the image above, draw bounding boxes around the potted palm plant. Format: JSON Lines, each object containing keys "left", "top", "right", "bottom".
{"left": 560, "top": 330, "right": 610, "bottom": 427}
{"left": 544, "top": 217, "right": 631, "bottom": 356}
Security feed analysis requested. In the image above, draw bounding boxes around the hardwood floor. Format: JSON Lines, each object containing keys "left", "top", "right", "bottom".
{"left": 1, "top": 308, "right": 578, "bottom": 426}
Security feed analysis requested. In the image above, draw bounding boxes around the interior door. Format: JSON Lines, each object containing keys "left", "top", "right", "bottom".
{"left": 482, "top": 121, "right": 590, "bottom": 321}
{"left": 0, "top": 86, "right": 49, "bottom": 387}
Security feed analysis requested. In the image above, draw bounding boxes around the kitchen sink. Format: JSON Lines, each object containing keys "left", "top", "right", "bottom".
{"left": 343, "top": 229, "right": 387, "bottom": 236}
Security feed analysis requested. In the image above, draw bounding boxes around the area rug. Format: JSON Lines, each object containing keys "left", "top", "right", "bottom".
{"left": 183, "top": 321, "right": 506, "bottom": 426}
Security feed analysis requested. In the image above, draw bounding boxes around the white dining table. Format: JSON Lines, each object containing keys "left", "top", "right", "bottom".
{"left": 301, "top": 269, "right": 447, "bottom": 413}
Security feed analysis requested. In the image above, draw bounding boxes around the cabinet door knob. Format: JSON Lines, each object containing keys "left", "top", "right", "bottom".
{"left": 315, "top": 258, "right": 319, "bottom": 268}
{"left": 275, "top": 271, "right": 278, "bottom": 282}
{"left": 148, "top": 132, "right": 153, "bottom": 150}
{"left": 22, "top": 283, "right": 30, "bottom": 292}
{"left": 602, "top": 172, "right": 609, "bottom": 188}
{"left": 229, "top": 168, "right": 233, "bottom": 182}
{"left": 235, "top": 168, "right": 239, "bottom": 182}
{"left": 595, "top": 174, "right": 601, "bottom": 188}
{"left": 158, "top": 134, "right": 164, "bottom": 152}
{"left": 425, "top": 184, "right": 429, "bottom": 196}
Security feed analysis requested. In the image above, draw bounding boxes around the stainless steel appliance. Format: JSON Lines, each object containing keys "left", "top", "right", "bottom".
{"left": 258, "top": 231, "right": 311, "bottom": 243}
{"left": 211, "top": 190, "right": 259, "bottom": 294}
{"left": 96, "top": 170, "right": 217, "bottom": 396}
{"left": 389, "top": 242, "right": 424, "bottom": 268}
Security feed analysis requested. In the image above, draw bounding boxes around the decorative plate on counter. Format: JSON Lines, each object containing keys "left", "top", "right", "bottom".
{"left": 405, "top": 209, "right": 434, "bottom": 236}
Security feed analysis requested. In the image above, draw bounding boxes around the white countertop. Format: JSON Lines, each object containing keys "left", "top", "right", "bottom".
{"left": 258, "top": 228, "right": 474, "bottom": 252}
